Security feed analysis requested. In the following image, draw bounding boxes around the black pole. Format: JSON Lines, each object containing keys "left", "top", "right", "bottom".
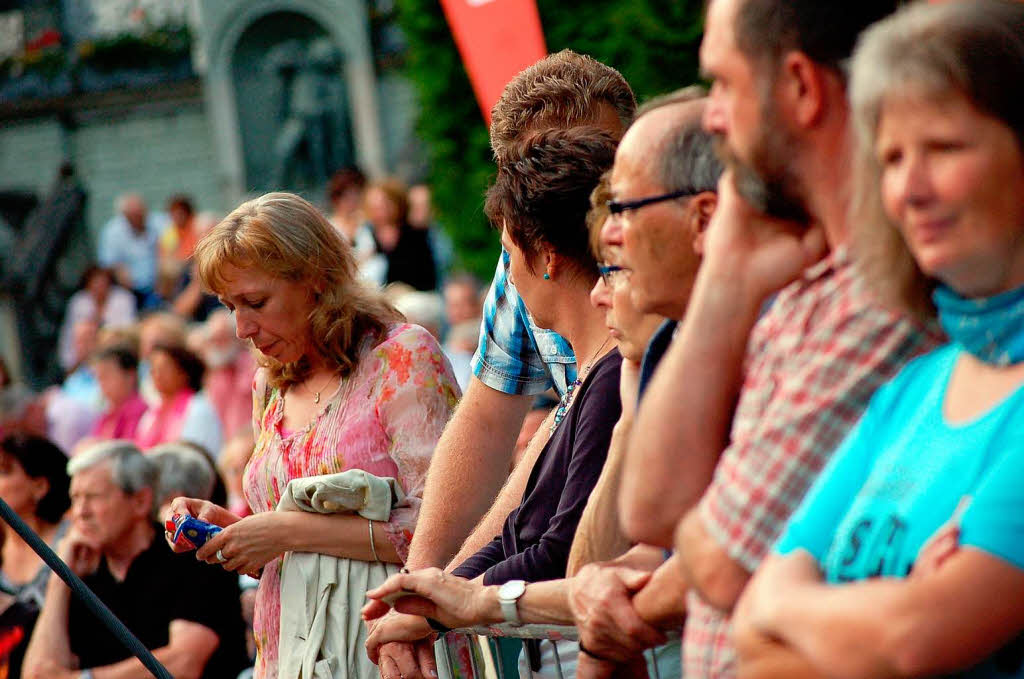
{"left": 0, "top": 497, "right": 172, "bottom": 679}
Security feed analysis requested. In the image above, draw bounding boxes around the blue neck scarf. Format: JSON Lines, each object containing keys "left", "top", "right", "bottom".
{"left": 933, "top": 283, "right": 1024, "bottom": 366}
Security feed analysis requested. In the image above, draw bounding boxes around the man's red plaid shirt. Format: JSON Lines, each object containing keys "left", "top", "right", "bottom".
{"left": 682, "top": 248, "right": 944, "bottom": 678}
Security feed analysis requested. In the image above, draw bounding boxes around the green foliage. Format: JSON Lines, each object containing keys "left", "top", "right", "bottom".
{"left": 78, "top": 26, "right": 192, "bottom": 72}
{"left": 393, "top": 0, "right": 705, "bottom": 280}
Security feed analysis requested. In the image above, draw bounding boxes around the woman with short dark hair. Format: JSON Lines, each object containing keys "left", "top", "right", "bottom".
{"left": 0, "top": 433, "right": 71, "bottom": 677}
{"left": 135, "top": 343, "right": 222, "bottom": 454}
{"left": 367, "top": 126, "right": 622, "bottom": 677}
{"left": 90, "top": 345, "right": 147, "bottom": 441}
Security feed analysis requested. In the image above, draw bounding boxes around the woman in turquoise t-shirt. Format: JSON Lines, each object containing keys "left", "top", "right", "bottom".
{"left": 733, "top": 2, "right": 1024, "bottom": 678}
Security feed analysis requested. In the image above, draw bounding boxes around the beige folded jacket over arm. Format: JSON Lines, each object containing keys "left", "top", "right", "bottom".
{"left": 277, "top": 470, "right": 405, "bottom": 679}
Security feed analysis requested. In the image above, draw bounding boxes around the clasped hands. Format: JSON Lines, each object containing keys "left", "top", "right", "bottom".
{"left": 362, "top": 561, "right": 680, "bottom": 679}
{"left": 568, "top": 561, "right": 672, "bottom": 677}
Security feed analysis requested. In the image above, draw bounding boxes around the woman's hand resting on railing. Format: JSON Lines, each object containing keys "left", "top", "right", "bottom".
{"left": 364, "top": 568, "right": 502, "bottom": 631}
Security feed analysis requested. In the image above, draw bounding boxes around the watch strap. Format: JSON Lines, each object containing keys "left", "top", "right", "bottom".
{"left": 500, "top": 597, "right": 521, "bottom": 625}
{"left": 498, "top": 580, "right": 526, "bottom": 626}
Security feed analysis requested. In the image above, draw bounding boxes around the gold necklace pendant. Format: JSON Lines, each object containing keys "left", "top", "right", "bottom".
{"left": 308, "top": 372, "right": 335, "bottom": 405}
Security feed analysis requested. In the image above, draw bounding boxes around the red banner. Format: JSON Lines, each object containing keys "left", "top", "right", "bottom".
{"left": 440, "top": 0, "right": 547, "bottom": 124}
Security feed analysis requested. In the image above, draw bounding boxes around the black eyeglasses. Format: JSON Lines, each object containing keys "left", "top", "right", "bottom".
{"left": 598, "top": 264, "right": 628, "bottom": 287}
{"left": 606, "top": 189, "right": 693, "bottom": 216}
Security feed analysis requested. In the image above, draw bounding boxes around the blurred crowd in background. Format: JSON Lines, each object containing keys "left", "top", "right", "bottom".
{"left": 1, "top": 170, "right": 490, "bottom": 461}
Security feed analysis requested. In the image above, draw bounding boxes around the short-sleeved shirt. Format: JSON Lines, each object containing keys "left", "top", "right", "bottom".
{"left": 68, "top": 528, "right": 248, "bottom": 679}
{"left": 776, "top": 343, "right": 1024, "bottom": 677}
{"left": 471, "top": 251, "right": 577, "bottom": 397}
{"left": 778, "top": 344, "right": 1024, "bottom": 576}
{"left": 96, "top": 215, "right": 163, "bottom": 292}
{"left": 683, "top": 249, "right": 943, "bottom": 678}
{"left": 454, "top": 350, "right": 622, "bottom": 584}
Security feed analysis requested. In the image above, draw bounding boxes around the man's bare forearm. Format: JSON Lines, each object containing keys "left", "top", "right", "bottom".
{"left": 677, "top": 509, "right": 750, "bottom": 612}
{"left": 632, "top": 553, "right": 688, "bottom": 628}
{"left": 621, "top": 261, "right": 761, "bottom": 545}
{"left": 23, "top": 574, "right": 76, "bottom": 675}
{"left": 406, "top": 377, "right": 532, "bottom": 570}
{"left": 736, "top": 627, "right": 827, "bottom": 679}
{"left": 446, "top": 408, "right": 556, "bottom": 570}
{"left": 620, "top": 174, "right": 827, "bottom": 547}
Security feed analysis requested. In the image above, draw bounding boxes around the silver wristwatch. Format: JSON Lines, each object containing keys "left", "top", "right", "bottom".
{"left": 497, "top": 579, "right": 527, "bottom": 626}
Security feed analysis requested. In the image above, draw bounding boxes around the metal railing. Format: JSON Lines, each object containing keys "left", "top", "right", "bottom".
{"left": 0, "top": 497, "right": 172, "bottom": 678}
{"left": 435, "top": 624, "right": 675, "bottom": 679}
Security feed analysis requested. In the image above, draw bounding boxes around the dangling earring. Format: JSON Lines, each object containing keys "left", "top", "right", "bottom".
{"left": 543, "top": 272, "right": 551, "bottom": 280}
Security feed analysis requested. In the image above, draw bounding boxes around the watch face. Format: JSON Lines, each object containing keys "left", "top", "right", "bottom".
{"left": 499, "top": 579, "right": 526, "bottom": 599}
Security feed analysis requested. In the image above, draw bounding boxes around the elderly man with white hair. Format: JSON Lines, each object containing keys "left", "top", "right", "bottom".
{"left": 22, "top": 440, "right": 248, "bottom": 679}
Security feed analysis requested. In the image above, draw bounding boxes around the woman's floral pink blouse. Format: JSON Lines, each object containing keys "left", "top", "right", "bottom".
{"left": 244, "top": 323, "right": 460, "bottom": 678}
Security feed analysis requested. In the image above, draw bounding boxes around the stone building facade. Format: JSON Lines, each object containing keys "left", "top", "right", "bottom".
{"left": 0, "top": 0, "right": 421, "bottom": 385}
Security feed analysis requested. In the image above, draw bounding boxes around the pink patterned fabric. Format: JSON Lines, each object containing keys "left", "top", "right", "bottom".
{"left": 245, "top": 323, "right": 460, "bottom": 679}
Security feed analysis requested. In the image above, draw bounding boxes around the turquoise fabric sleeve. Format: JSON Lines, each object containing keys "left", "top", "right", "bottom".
{"left": 960, "top": 437, "right": 1024, "bottom": 570}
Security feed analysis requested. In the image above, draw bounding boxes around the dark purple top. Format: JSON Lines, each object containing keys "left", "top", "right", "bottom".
{"left": 454, "top": 349, "right": 622, "bottom": 585}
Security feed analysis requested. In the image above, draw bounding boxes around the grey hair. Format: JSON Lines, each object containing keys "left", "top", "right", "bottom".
{"left": 852, "top": 0, "right": 1024, "bottom": 150}
{"left": 149, "top": 442, "right": 217, "bottom": 506}
{"left": 68, "top": 440, "right": 158, "bottom": 496}
{"left": 632, "top": 85, "right": 724, "bottom": 195}
{"left": 848, "top": 0, "right": 1024, "bottom": 318}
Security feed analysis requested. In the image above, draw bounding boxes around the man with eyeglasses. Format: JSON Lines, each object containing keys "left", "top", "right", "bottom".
{"left": 603, "top": 87, "right": 724, "bottom": 398}
{"left": 565, "top": 88, "right": 726, "bottom": 675}
{"left": 623, "top": 0, "right": 941, "bottom": 675}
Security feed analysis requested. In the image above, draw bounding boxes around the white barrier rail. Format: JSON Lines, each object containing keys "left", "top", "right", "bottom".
{"left": 436, "top": 624, "right": 672, "bottom": 679}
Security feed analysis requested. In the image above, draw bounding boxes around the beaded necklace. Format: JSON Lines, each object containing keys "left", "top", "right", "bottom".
{"left": 550, "top": 336, "right": 611, "bottom": 434}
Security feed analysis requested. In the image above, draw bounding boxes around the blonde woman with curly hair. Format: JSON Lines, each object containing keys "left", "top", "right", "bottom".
{"left": 167, "top": 192, "right": 460, "bottom": 679}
